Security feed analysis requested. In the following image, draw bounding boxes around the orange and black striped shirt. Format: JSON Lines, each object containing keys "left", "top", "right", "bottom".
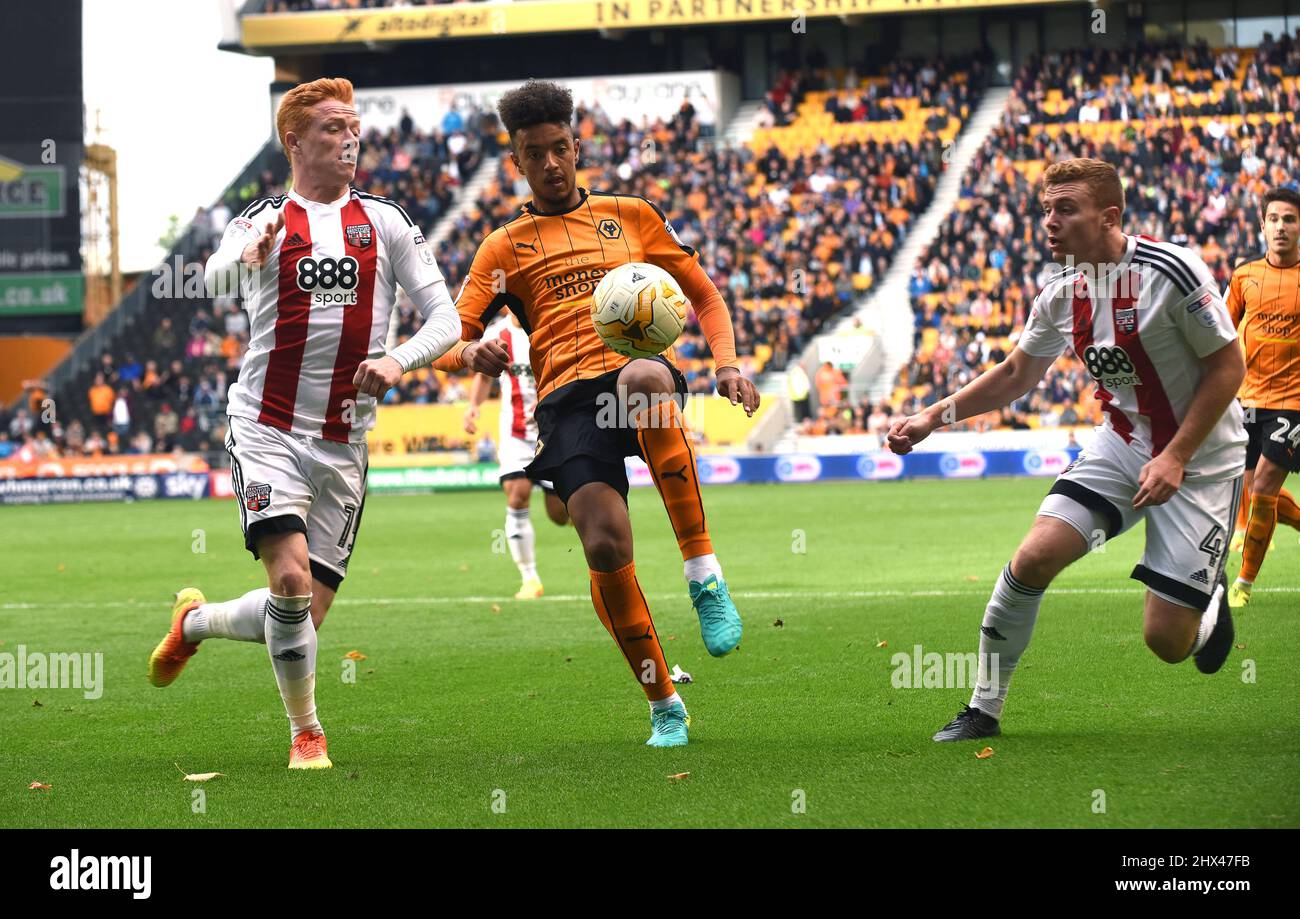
{"left": 1227, "top": 255, "right": 1300, "bottom": 411}
{"left": 436, "top": 188, "right": 737, "bottom": 403}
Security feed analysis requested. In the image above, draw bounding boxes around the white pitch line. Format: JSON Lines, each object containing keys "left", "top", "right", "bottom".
{"left": 4, "top": 585, "right": 1300, "bottom": 611}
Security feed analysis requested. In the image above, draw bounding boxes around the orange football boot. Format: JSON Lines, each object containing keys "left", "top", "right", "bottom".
{"left": 288, "top": 730, "right": 333, "bottom": 770}
{"left": 147, "top": 588, "right": 205, "bottom": 687}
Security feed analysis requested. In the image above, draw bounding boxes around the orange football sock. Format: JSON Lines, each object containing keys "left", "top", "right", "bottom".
{"left": 1236, "top": 482, "right": 1251, "bottom": 531}
{"left": 635, "top": 397, "right": 712, "bottom": 560}
{"left": 1276, "top": 487, "right": 1300, "bottom": 530}
{"left": 590, "top": 562, "right": 674, "bottom": 702}
{"left": 1239, "top": 494, "right": 1279, "bottom": 583}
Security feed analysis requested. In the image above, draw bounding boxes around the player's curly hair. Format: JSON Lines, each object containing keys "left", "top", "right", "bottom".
{"left": 1041, "top": 157, "right": 1125, "bottom": 214}
{"left": 276, "top": 77, "right": 355, "bottom": 161}
{"left": 1261, "top": 186, "right": 1300, "bottom": 219}
{"left": 497, "top": 79, "right": 573, "bottom": 147}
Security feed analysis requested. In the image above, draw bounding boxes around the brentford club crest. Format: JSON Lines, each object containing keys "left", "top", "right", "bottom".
{"left": 244, "top": 483, "right": 272, "bottom": 512}
{"left": 345, "top": 224, "right": 373, "bottom": 248}
{"left": 1114, "top": 307, "right": 1137, "bottom": 334}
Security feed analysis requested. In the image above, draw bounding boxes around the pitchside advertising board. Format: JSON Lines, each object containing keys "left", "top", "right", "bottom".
{"left": 1, "top": 2, "right": 83, "bottom": 334}
{"left": 270, "top": 71, "right": 729, "bottom": 137}
{"left": 1, "top": 448, "right": 1080, "bottom": 504}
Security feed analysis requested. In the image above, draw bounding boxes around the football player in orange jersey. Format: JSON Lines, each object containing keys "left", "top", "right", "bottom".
{"left": 435, "top": 80, "right": 759, "bottom": 747}
{"left": 1226, "top": 186, "right": 1300, "bottom": 607}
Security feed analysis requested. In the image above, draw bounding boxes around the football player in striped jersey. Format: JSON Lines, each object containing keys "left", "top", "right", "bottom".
{"left": 456, "top": 311, "right": 570, "bottom": 599}
{"left": 148, "top": 78, "right": 461, "bottom": 769}
{"left": 890, "top": 158, "right": 1246, "bottom": 742}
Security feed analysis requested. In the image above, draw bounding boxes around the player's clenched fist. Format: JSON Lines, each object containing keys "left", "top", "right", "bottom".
{"left": 887, "top": 413, "right": 935, "bottom": 455}
{"left": 353, "top": 355, "right": 404, "bottom": 399}
{"left": 462, "top": 339, "right": 510, "bottom": 376}
{"left": 242, "top": 212, "right": 286, "bottom": 269}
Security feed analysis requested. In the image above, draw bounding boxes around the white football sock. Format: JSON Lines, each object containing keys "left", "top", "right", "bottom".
{"left": 683, "top": 553, "right": 722, "bottom": 584}
{"left": 649, "top": 691, "right": 684, "bottom": 713}
{"left": 1192, "top": 582, "right": 1224, "bottom": 654}
{"left": 184, "top": 588, "right": 269, "bottom": 643}
{"left": 969, "top": 563, "right": 1044, "bottom": 720}
{"left": 506, "top": 506, "right": 538, "bottom": 581}
{"left": 264, "top": 593, "right": 321, "bottom": 739}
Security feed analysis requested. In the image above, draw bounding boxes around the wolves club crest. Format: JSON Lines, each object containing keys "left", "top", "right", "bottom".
{"left": 345, "top": 224, "right": 373, "bottom": 248}
{"left": 245, "top": 483, "right": 272, "bottom": 512}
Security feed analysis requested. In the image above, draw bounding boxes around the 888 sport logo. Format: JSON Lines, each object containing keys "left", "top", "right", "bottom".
{"left": 296, "top": 256, "right": 360, "bottom": 306}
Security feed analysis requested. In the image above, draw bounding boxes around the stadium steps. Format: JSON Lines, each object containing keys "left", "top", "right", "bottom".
{"left": 851, "top": 86, "right": 1013, "bottom": 404}
{"left": 427, "top": 154, "right": 502, "bottom": 249}
{"left": 747, "top": 86, "right": 1011, "bottom": 450}
{"left": 722, "top": 100, "right": 766, "bottom": 147}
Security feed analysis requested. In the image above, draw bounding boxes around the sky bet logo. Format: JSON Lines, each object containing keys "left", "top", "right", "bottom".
{"left": 0, "top": 155, "right": 66, "bottom": 218}
{"left": 49, "top": 850, "right": 151, "bottom": 899}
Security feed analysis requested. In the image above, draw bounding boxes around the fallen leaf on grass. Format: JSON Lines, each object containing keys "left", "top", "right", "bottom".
{"left": 491, "top": 604, "right": 501, "bottom": 614}
{"left": 875, "top": 640, "right": 888, "bottom": 648}
{"left": 28, "top": 782, "right": 51, "bottom": 791}
{"left": 975, "top": 747, "right": 995, "bottom": 760}
{"left": 175, "top": 764, "right": 224, "bottom": 782}
{"left": 773, "top": 619, "right": 784, "bottom": 628}
{"left": 343, "top": 650, "right": 367, "bottom": 661}
{"left": 964, "top": 575, "right": 979, "bottom": 582}
{"left": 32, "top": 699, "right": 42, "bottom": 707}
{"left": 1235, "top": 643, "right": 1246, "bottom": 650}
{"left": 668, "top": 772, "right": 690, "bottom": 781}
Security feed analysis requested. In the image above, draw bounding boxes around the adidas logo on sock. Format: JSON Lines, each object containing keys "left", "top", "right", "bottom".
{"left": 272, "top": 649, "right": 306, "bottom": 662}
{"left": 1190, "top": 569, "right": 1210, "bottom": 585}
{"left": 981, "top": 625, "right": 1008, "bottom": 641}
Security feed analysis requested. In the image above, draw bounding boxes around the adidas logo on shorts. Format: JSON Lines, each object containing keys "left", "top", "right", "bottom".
{"left": 1190, "top": 569, "right": 1210, "bottom": 585}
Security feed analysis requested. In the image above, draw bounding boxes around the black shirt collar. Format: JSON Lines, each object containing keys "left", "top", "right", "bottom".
{"left": 524, "top": 187, "right": 589, "bottom": 217}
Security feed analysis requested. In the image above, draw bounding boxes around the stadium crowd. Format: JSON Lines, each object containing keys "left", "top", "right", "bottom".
{"left": 860, "top": 35, "right": 1300, "bottom": 440}
{"left": 8, "top": 59, "right": 978, "bottom": 458}
{"left": 30, "top": 31, "right": 1298, "bottom": 457}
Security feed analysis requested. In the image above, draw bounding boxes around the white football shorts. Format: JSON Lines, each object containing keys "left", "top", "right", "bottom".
{"left": 224, "top": 414, "right": 367, "bottom": 590}
{"left": 498, "top": 434, "right": 554, "bottom": 492}
{"left": 1037, "top": 426, "right": 1242, "bottom": 610}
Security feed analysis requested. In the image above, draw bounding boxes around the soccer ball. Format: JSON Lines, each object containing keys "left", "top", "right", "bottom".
{"left": 590, "top": 262, "right": 688, "bottom": 359}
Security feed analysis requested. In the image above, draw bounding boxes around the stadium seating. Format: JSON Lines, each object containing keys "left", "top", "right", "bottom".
{"left": 883, "top": 37, "right": 1300, "bottom": 438}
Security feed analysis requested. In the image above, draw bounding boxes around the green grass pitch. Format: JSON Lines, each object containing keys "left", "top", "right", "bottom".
{"left": 2, "top": 478, "right": 1297, "bottom": 828}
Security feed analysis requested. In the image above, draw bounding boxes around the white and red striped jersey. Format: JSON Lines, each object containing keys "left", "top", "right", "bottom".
{"left": 486, "top": 316, "right": 539, "bottom": 444}
{"left": 1019, "top": 234, "right": 1246, "bottom": 480}
{"left": 206, "top": 188, "right": 458, "bottom": 443}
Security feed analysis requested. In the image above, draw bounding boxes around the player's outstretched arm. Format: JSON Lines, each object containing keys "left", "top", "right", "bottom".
{"left": 356, "top": 217, "right": 464, "bottom": 398}
{"left": 357, "top": 284, "right": 460, "bottom": 397}
{"left": 1133, "top": 340, "right": 1245, "bottom": 508}
{"left": 888, "top": 347, "right": 1055, "bottom": 455}
{"left": 638, "top": 197, "right": 758, "bottom": 415}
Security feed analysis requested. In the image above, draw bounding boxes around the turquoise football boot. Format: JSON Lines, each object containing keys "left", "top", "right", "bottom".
{"left": 689, "top": 574, "right": 742, "bottom": 656}
{"left": 646, "top": 700, "right": 690, "bottom": 747}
